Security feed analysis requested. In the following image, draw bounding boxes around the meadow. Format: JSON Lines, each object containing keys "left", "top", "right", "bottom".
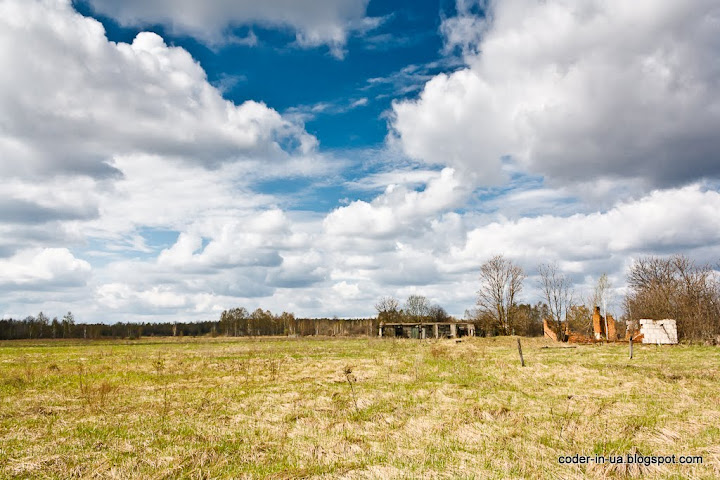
{"left": 0, "top": 336, "right": 718, "bottom": 479}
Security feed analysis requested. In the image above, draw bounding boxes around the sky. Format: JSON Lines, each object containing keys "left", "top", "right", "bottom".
{"left": 2, "top": 0, "right": 720, "bottom": 323}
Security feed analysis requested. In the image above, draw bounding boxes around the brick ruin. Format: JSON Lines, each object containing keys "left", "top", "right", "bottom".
{"left": 543, "top": 318, "right": 559, "bottom": 341}
{"left": 544, "top": 306, "right": 618, "bottom": 343}
{"left": 543, "top": 306, "right": 680, "bottom": 345}
{"left": 592, "top": 306, "right": 617, "bottom": 341}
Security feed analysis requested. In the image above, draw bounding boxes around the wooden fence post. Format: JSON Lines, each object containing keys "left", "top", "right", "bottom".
{"left": 517, "top": 338, "right": 525, "bottom": 367}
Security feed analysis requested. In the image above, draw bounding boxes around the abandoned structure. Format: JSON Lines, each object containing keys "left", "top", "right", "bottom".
{"left": 592, "top": 306, "right": 618, "bottom": 340}
{"left": 544, "top": 306, "right": 618, "bottom": 343}
{"left": 543, "top": 305, "right": 679, "bottom": 345}
{"left": 543, "top": 319, "right": 564, "bottom": 342}
{"left": 627, "top": 319, "right": 678, "bottom": 344}
{"left": 378, "top": 322, "right": 475, "bottom": 339}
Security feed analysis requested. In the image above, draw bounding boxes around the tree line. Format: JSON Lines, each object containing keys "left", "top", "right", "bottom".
{"left": 0, "top": 308, "right": 376, "bottom": 340}
{"left": 0, "top": 311, "right": 218, "bottom": 340}
{"left": 218, "top": 308, "right": 376, "bottom": 337}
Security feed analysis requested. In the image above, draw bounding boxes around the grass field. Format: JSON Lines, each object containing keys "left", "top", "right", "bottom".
{"left": 0, "top": 336, "right": 718, "bottom": 479}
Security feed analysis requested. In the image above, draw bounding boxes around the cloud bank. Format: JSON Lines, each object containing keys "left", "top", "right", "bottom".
{"left": 84, "top": 0, "right": 372, "bottom": 56}
{"left": 392, "top": 0, "right": 720, "bottom": 188}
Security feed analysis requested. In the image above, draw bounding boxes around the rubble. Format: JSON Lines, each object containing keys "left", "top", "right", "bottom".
{"left": 627, "top": 319, "right": 678, "bottom": 345}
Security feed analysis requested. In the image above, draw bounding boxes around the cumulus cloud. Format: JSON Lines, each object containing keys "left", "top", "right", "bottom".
{"left": 8, "top": 182, "right": 719, "bottom": 321}
{"left": 0, "top": 248, "right": 91, "bottom": 290}
{"left": 85, "top": 0, "right": 371, "bottom": 56}
{"left": 266, "top": 251, "right": 327, "bottom": 288}
{"left": 324, "top": 168, "right": 470, "bottom": 237}
{"left": 345, "top": 168, "right": 442, "bottom": 191}
{"left": 156, "top": 220, "right": 288, "bottom": 272}
{"left": 319, "top": 184, "right": 720, "bottom": 317}
{"left": 89, "top": 206, "right": 322, "bottom": 317}
{"left": 0, "top": 0, "right": 332, "bottom": 268}
{"left": 0, "top": 198, "right": 95, "bottom": 225}
{"left": 332, "top": 281, "right": 361, "bottom": 299}
{"left": 0, "top": 176, "right": 102, "bottom": 230}
{"left": 450, "top": 185, "right": 720, "bottom": 269}
{"left": 392, "top": 0, "right": 720, "bottom": 188}
{"left": 95, "top": 283, "right": 225, "bottom": 312}
{"left": 0, "top": 0, "right": 317, "bottom": 179}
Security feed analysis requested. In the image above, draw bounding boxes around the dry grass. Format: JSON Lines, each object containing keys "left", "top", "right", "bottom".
{"left": 0, "top": 336, "right": 718, "bottom": 479}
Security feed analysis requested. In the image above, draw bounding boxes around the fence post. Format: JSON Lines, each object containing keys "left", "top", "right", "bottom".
{"left": 517, "top": 338, "right": 525, "bottom": 367}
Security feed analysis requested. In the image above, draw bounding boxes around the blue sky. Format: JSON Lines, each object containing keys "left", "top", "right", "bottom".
{"left": 69, "top": 0, "right": 465, "bottom": 215}
{"left": 1, "top": 0, "right": 720, "bottom": 322}
{"left": 75, "top": 0, "right": 458, "bottom": 149}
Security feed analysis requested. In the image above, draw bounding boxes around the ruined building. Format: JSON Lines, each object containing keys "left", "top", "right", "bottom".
{"left": 592, "top": 306, "right": 617, "bottom": 341}
{"left": 378, "top": 321, "right": 475, "bottom": 339}
{"left": 626, "top": 319, "right": 678, "bottom": 344}
{"left": 544, "top": 306, "right": 679, "bottom": 345}
{"left": 543, "top": 318, "right": 564, "bottom": 342}
{"left": 544, "top": 306, "right": 618, "bottom": 342}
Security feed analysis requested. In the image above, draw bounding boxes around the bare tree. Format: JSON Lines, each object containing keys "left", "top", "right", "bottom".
{"left": 591, "top": 274, "right": 612, "bottom": 312}
{"left": 566, "top": 304, "right": 592, "bottom": 337}
{"left": 538, "top": 262, "right": 573, "bottom": 341}
{"left": 477, "top": 255, "right": 525, "bottom": 335}
{"left": 404, "top": 295, "right": 430, "bottom": 322}
{"left": 590, "top": 273, "right": 613, "bottom": 338}
{"left": 625, "top": 255, "right": 720, "bottom": 341}
{"left": 428, "top": 305, "right": 449, "bottom": 322}
{"left": 375, "top": 296, "right": 401, "bottom": 323}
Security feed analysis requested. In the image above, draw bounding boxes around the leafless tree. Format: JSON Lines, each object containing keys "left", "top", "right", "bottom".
{"left": 625, "top": 255, "right": 720, "bottom": 341}
{"left": 588, "top": 273, "right": 613, "bottom": 338}
{"left": 375, "top": 296, "right": 399, "bottom": 314}
{"left": 566, "top": 304, "right": 592, "bottom": 337}
{"left": 477, "top": 255, "right": 525, "bottom": 335}
{"left": 375, "top": 296, "right": 401, "bottom": 323}
{"left": 404, "top": 295, "right": 430, "bottom": 322}
{"left": 591, "top": 274, "right": 612, "bottom": 313}
{"left": 538, "top": 262, "right": 574, "bottom": 341}
{"left": 428, "top": 305, "right": 449, "bottom": 322}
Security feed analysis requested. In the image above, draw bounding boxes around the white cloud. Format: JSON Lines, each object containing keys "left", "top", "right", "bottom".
{"left": 266, "top": 251, "right": 327, "bottom": 288}
{"left": 392, "top": 0, "right": 720, "bottom": 188}
{"left": 345, "top": 168, "right": 442, "bottom": 191}
{"left": 0, "top": 0, "right": 335, "bottom": 267}
{"left": 332, "top": 281, "right": 361, "bottom": 299}
{"left": 350, "top": 98, "right": 369, "bottom": 108}
{"left": 324, "top": 168, "right": 470, "bottom": 237}
{"left": 6, "top": 182, "right": 716, "bottom": 321}
{"left": 0, "top": 0, "right": 317, "bottom": 179}
{"left": 85, "top": 0, "right": 372, "bottom": 56}
{"left": 97, "top": 283, "right": 189, "bottom": 310}
{"left": 155, "top": 218, "right": 288, "bottom": 272}
{"left": 373, "top": 243, "right": 441, "bottom": 286}
{"left": 451, "top": 185, "right": 720, "bottom": 268}
{"left": 0, "top": 248, "right": 91, "bottom": 290}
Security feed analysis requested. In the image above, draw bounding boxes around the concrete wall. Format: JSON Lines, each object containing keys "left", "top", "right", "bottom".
{"left": 639, "top": 319, "right": 678, "bottom": 344}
